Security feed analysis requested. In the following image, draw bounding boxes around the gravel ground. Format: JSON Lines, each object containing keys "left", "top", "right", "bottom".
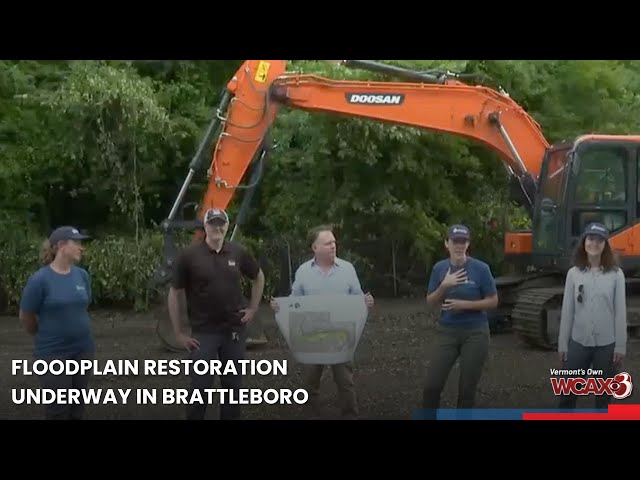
{"left": 2, "top": 298, "right": 638, "bottom": 420}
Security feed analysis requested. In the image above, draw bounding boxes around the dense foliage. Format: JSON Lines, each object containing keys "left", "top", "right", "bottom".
{"left": 1, "top": 59, "right": 639, "bottom": 312}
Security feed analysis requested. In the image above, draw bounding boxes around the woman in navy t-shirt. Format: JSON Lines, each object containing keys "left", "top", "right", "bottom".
{"left": 423, "top": 224, "right": 498, "bottom": 419}
{"left": 19, "top": 226, "right": 94, "bottom": 420}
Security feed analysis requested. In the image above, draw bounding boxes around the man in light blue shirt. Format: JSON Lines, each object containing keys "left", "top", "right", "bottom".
{"left": 271, "top": 224, "right": 374, "bottom": 419}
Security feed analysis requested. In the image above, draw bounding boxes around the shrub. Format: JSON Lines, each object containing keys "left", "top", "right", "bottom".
{"left": 0, "top": 227, "right": 286, "bottom": 315}
{"left": 80, "top": 231, "right": 165, "bottom": 311}
{"left": 0, "top": 227, "right": 167, "bottom": 313}
{"left": 0, "top": 225, "right": 44, "bottom": 313}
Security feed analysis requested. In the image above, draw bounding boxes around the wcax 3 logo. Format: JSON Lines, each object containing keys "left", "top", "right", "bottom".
{"left": 550, "top": 370, "right": 633, "bottom": 400}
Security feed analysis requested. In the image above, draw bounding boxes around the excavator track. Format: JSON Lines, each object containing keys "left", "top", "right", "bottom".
{"left": 512, "top": 286, "right": 564, "bottom": 350}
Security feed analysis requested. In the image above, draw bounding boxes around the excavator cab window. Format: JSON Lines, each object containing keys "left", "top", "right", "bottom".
{"left": 533, "top": 146, "right": 571, "bottom": 253}
{"left": 569, "top": 144, "right": 628, "bottom": 238}
{"left": 571, "top": 145, "right": 628, "bottom": 237}
{"left": 636, "top": 149, "right": 640, "bottom": 214}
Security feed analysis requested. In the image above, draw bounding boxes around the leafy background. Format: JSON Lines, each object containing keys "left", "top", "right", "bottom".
{"left": 2, "top": 60, "right": 637, "bottom": 311}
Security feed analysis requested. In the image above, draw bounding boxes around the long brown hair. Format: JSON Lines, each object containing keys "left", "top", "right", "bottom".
{"left": 572, "top": 235, "right": 618, "bottom": 272}
{"left": 40, "top": 239, "right": 58, "bottom": 265}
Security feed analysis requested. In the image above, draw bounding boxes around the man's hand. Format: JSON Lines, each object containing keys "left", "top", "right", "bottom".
{"left": 270, "top": 297, "right": 280, "bottom": 313}
{"left": 240, "top": 307, "right": 257, "bottom": 324}
{"left": 176, "top": 333, "right": 200, "bottom": 352}
{"left": 364, "top": 292, "right": 374, "bottom": 309}
{"left": 614, "top": 352, "right": 624, "bottom": 364}
{"left": 441, "top": 298, "right": 467, "bottom": 311}
{"left": 441, "top": 268, "right": 467, "bottom": 289}
{"left": 558, "top": 351, "right": 567, "bottom": 363}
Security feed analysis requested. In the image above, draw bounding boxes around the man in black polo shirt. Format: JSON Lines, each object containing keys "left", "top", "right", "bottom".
{"left": 168, "top": 207, "right": 265, "bottom": 420}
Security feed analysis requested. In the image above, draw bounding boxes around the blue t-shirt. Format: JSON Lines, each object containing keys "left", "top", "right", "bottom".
{"left": 426, "top": 257, "right": 497, "bottom": 328}
{"left": 19, "top": 265, "right": 95, "bottom": 358}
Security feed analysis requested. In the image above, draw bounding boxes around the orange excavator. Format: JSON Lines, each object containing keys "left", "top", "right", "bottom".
{"left": 152, "top": 59, "right": 640, "bottom": 350}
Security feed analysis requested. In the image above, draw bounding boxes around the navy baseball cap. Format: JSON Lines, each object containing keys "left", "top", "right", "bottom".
{"left": 584, "top": 222, "right": 609, "bottom": 240}
{"left": 204, "top": 208, "right": 229, "bottom": 224}
{"left": 49, "top": 226, "right": 91, "bottom": 245}
{"left": 447, "top": 224, "right": 471, "bottom": 241}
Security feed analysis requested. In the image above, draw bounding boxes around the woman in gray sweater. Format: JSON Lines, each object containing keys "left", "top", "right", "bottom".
{"left": 557, "top": 222, "right": 627, "bottom": 409}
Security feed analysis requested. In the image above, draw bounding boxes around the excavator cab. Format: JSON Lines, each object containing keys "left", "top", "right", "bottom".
{"left": 532, "top": 136, "right": 639, "bottom": 273}
{"left": 511, "top": 136, "right": 640, "bottom": 349}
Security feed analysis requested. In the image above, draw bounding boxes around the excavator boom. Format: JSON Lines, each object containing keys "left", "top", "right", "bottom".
{"left": 270, "top": 75, "right": 548, "bottom": 175}
{"left": 198, "top": 60, "right": 549, "bottom": 220}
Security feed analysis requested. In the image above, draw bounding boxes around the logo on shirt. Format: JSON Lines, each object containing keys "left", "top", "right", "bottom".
{"left": 76, "top": 285, "right": 86, "bottom": 291}
{"left": 228, "top": 259, "right": 236, "bottom": 267}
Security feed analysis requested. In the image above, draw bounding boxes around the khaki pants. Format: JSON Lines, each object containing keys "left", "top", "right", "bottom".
{"left": 303, "top": 362, "right": 358, "bottom": 419}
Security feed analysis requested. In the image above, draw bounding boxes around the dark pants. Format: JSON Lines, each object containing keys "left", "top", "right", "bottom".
{"left": 39, "top": 351, "right": 94, "bottom": 420}
{"left": 558, "top": 339, "right": 618, "bottom": 410}
{"left": 422, "top": 323, "right": 490, "bottom": 419}
{"left": 303, "top": 362, "right": 358, "bottom": 419}
{"left": 186, "top": 330, "right": 246, "bottom": 420}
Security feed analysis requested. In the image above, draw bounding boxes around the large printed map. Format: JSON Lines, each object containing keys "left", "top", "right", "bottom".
{"left": 274, "top": 295, "right": 368, "bottom": 364}
{"left": 289, "top": 311, "right": 356, "bottom": 353}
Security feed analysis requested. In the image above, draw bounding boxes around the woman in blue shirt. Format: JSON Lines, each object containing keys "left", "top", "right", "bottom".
{"left": 423, "top": 224, "right": 498, "bottom": 419}
{"left": 19, "top": 226, "right": 94, "bottom": 420}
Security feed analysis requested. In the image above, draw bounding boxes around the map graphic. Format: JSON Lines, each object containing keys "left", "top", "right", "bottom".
{"left": 274, "top": 295, "right": 368, "bottom": 364}
{"left": 289, "top": 311, "right": 356, "bottom": 353}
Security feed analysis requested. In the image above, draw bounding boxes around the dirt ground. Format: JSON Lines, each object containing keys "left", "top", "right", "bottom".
{"left": 1, "top": 298, "right": 638, "bottom": 420}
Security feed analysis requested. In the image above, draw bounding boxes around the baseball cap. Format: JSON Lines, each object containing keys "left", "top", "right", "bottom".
{"left": 49, "top": 226, "right": 91, "bottom": 245}
{"left": 204, "top": 208, "right": 229, "bottom": 224}
{"left": 447, "top": 224, "right": 470, "bottom": 241}
{"left": 584, "top": 222, "right": 609, "bottom": 240}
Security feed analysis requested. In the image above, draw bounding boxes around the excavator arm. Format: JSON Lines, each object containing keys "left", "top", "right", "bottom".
{"left": 202, "top": 60, "right": 549, "bottom": 217}
{"left": 151, "top": 59, "right": 551, "bottom": 288}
